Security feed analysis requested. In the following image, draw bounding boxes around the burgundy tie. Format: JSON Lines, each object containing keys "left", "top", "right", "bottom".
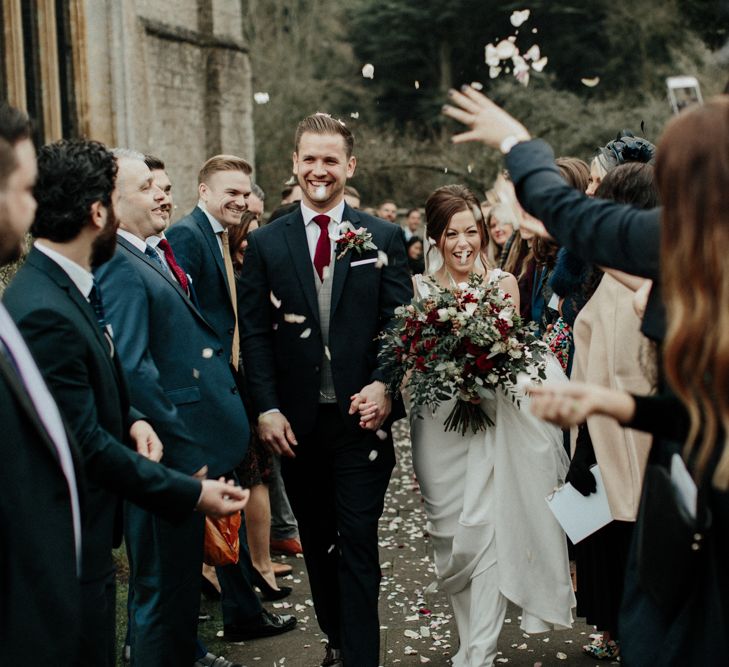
{"left": 157, "top": 239, "right": 190, "bottom": 294}
{"left": 312, "top": 214, "right": 331, "bottom": 281}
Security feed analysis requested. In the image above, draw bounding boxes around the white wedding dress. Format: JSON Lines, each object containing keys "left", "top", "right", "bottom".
{"left": 410, "top": 272, "right": 575, "bottom": 667}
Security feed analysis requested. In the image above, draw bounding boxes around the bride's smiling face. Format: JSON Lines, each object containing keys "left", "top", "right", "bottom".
{"left": 440, "top": 208, "right": 483, "bottom": 273}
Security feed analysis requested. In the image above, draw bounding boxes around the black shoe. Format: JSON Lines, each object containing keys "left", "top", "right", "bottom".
{"left": 223, "top": 609, "right": 297, "bottom": 641}
{"left": 251, "top": 568, "right": 293, "bottom": 601}
{"left": 194, "top": 653, "right": 245, "bottom": 667}
{"left": 321, "top": 643, "right": 343, "bottom": 666}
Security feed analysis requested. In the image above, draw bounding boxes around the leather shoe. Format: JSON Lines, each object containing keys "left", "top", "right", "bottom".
{"left": 194, "top": 653, "right": 244, "bottom": 667}
{"left": 321, "top": 643, "right": 343, "bottom": 666}
{"left": 270, "top": 537, "right": 303, "bottom": 555}
{"left": 223, "top": 609, "right": 297, "bottom": 641}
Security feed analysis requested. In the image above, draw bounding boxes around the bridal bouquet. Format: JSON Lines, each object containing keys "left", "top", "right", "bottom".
{"left": 379, "top": 274, "right": 549, "bottom": 435}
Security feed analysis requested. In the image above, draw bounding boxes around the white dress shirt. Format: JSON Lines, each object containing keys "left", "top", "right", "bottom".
{"left": 300, "top": 199, "right": 346, "bottom": 262}
{"left": 0, "top": 302, "right": 82, "bottom": 573}
{"left": 117, "top": 228, "right": 147, "bottom": 253}
{"left": 197, "top": 202, "right": 226, "bottom": 257}
{"left": 145, "top": 232, "right": 169, "bottom": 265}
{"left": 35, "top": 241, "right": 94, "bottom": 299}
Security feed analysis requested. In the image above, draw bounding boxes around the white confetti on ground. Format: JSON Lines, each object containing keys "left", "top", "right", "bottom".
{"left": 253, "top": 92, "right": 270, "bottom": 104}
{"left": 350, "top": 111, "right": 360, "bottom": 119}
{"left": 362, "top": 63, "right": 375, "bottom": 79}
{"left": 581, "top": 77, "right": 600, "bottom": 87}
{"left": 414, "top": 80, "right": 420, "bottom": 89}
{"left": 556, "top": 652, "right": 567, "bottom": 660}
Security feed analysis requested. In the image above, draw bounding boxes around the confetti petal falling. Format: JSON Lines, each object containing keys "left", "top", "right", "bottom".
{"left": 253, "top": 91, "right": 270, "bottom": 104}
{"left": 510, "top": 9, "right": 531, "bottom": 27}
{"left": 362, "top": 63, "right": 375, "bottom": 79}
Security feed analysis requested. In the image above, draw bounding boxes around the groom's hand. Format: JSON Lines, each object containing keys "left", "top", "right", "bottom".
{"left": 350, "top": 381, "right": 391, "bottom": 431}
{"left": 258, "top": 412, "right": 298, "bottom": 458}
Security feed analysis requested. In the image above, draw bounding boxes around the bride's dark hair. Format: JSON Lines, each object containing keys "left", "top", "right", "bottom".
{"left": 425, "top": 185, "right": 488, "bottom": 262}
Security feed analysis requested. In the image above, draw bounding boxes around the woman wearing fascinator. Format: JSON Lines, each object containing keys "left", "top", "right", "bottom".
{"left": 409, "top": 185, "right": 575, "bottom": 666}
{"left": 586, "top": 130, "right": 656, "bottom": 196}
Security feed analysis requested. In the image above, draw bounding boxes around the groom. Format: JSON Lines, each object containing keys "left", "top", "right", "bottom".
{"left": 238, "top": 113, "right": 412, "bottom": 665}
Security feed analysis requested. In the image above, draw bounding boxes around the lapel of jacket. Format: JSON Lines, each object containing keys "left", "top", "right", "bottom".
{"left": 0, "top": 351, "right": 66, "bottom": 465}
{"left": 26, "top": 249, "right": 120, "bottom": 381}
{"left": 284, "top": 207, "right": 320, "bottom": 323}
{"left": 192, "top": 206, "right": 231, "bottom": 301}
{"left": 117, "top": 236, "right": 216, "bottom": 331}
{"left": 118, "top": 235, "right": 191, "bottom": 301}
{"left": 331, "top": 203, "right": 361, "bottom": 317}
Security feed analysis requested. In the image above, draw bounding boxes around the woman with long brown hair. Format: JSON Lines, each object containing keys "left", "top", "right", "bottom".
{"left": 411, "top": 185, "right": 574, "bottom": 666}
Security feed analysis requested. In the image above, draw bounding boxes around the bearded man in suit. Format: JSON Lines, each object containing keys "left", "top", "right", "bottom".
{"left": 238, "top": 113, "right": 413, "bottom": 666}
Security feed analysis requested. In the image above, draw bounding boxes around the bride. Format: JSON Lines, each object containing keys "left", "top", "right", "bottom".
{"left": 409, "top": 185, "right": 575, "bottom": 666}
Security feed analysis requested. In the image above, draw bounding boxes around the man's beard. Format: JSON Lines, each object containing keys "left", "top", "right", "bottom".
{"left": 90, "top": 206, "right": 120, "bottom": 269}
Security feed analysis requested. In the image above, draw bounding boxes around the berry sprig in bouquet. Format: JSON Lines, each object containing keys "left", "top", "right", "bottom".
{"left": 379, "top": 273, "right": 549, "bottom": 435}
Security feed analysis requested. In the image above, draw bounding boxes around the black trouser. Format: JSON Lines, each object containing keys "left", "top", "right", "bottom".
{"left": 125, "top": 504, "right": 204, "bottom": 667}
{"left": 77, "top": 570, "right": 116, "bottom": 667}
{"left": 282, "top": 405, "right": 395, "bottom": 666}
{"left": 215, "top": 469, "right": 264, "bottom": 625}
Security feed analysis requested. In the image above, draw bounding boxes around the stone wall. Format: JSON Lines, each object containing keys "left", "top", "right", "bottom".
{"left": 81, "top": 0, "right": 254, "bottom": 217}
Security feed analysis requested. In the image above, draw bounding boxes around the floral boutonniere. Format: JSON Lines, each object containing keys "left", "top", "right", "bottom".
{"left": 330, "top": 221, "right": 377, "bottom": 260}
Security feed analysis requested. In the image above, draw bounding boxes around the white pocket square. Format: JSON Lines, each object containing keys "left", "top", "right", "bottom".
{"left": 350, "top": 257, "right": 378, "bottom": 267}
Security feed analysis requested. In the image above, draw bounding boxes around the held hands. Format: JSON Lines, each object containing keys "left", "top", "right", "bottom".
{"left": 442, "top": 86, "right": 531, "bottom": 149}
{"left": 349, "top": 380, "right": 391, "bottom": 431}
{"left": 257, "top": 411, "right": 298, "bottom": 458}
{"left": 197, "top": 478, "right": 250, "bottom": 518}
{"left": 129, "top": 420, "right": 164, "bottom": 462}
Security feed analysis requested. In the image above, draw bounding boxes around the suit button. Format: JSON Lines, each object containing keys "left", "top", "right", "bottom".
{"left": 217, "top": 349, "right": 224, "bottom": 356}
{"left": 231, "top": 387, "right": 238, "bottom": 394}
{"left": 314, "top": 365, "right": 320, "bottom": 373}
{"left": 227, "top": 327, "right": 235, "bottom": 335}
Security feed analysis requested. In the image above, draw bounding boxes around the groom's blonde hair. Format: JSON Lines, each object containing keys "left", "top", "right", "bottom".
{"left": 294, "top": 113, "right": 354, "bottom": 157}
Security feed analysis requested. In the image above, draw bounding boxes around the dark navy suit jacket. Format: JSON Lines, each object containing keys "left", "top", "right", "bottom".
{"left": 95, "top": 236, "right": 249, "bottom": 478}
{"left": 166, "top": 206, "right": 237, "bottom": 361}
{"left": 505, "top": 139, "right": 665, "bottom": 341}
{"left": 0, "top": 333, "right": 84, "bottom": 663}
{"left": 237, "top": 203, "right": 413, "bottom": 437}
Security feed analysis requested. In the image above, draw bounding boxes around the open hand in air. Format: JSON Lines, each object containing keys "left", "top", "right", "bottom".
{"left": 442, "top": 86, "right": 531, "bottom": 149}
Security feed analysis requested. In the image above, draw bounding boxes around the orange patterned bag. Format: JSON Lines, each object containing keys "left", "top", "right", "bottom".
{"left": 203, "top": 512, "right": 241, "bottom": 566}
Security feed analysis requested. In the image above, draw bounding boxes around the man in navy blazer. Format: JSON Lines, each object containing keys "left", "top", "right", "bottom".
{"left": 238, "top": 113, "right": 413, "bottom": 666}
{"left": 95, "top": 149, "right": 251, "bottom": 667}
{"left": 166, "top": 155, "right": 297, "bottom": 641}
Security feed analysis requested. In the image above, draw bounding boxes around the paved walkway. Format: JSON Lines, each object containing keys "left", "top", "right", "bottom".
{"left": 193, "top": 419, "right": 617, "bottom": 667}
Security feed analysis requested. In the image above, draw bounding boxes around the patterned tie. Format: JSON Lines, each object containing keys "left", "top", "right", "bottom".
{"left": 220, "top": 229, "right": 240, "bottom": 371}
{"left": 145, "top": 245, "right": 168, "bottom": 273}
{"left": 88, "top": 279, "right": 109, "bottom": 331}
{"left": 158, "top": 239, "right": 190, "bottom": 295}
{"left": 312, "top": 214, "right": 331, "bottom": 281}
{"left": 88, "top": 280, "right": 115, "bottom": 356}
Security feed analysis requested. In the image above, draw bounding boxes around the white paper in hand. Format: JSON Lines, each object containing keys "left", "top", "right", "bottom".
{"left": 670, "top": 453, "right": 697, "bottom": 519}
{"left": 545, "top": 465, "right": 612, "bottom": 543}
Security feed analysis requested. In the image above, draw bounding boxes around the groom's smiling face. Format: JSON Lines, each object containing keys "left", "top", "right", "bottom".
{"left": 293, "top": 132, "right": 356, "bottom": 212}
